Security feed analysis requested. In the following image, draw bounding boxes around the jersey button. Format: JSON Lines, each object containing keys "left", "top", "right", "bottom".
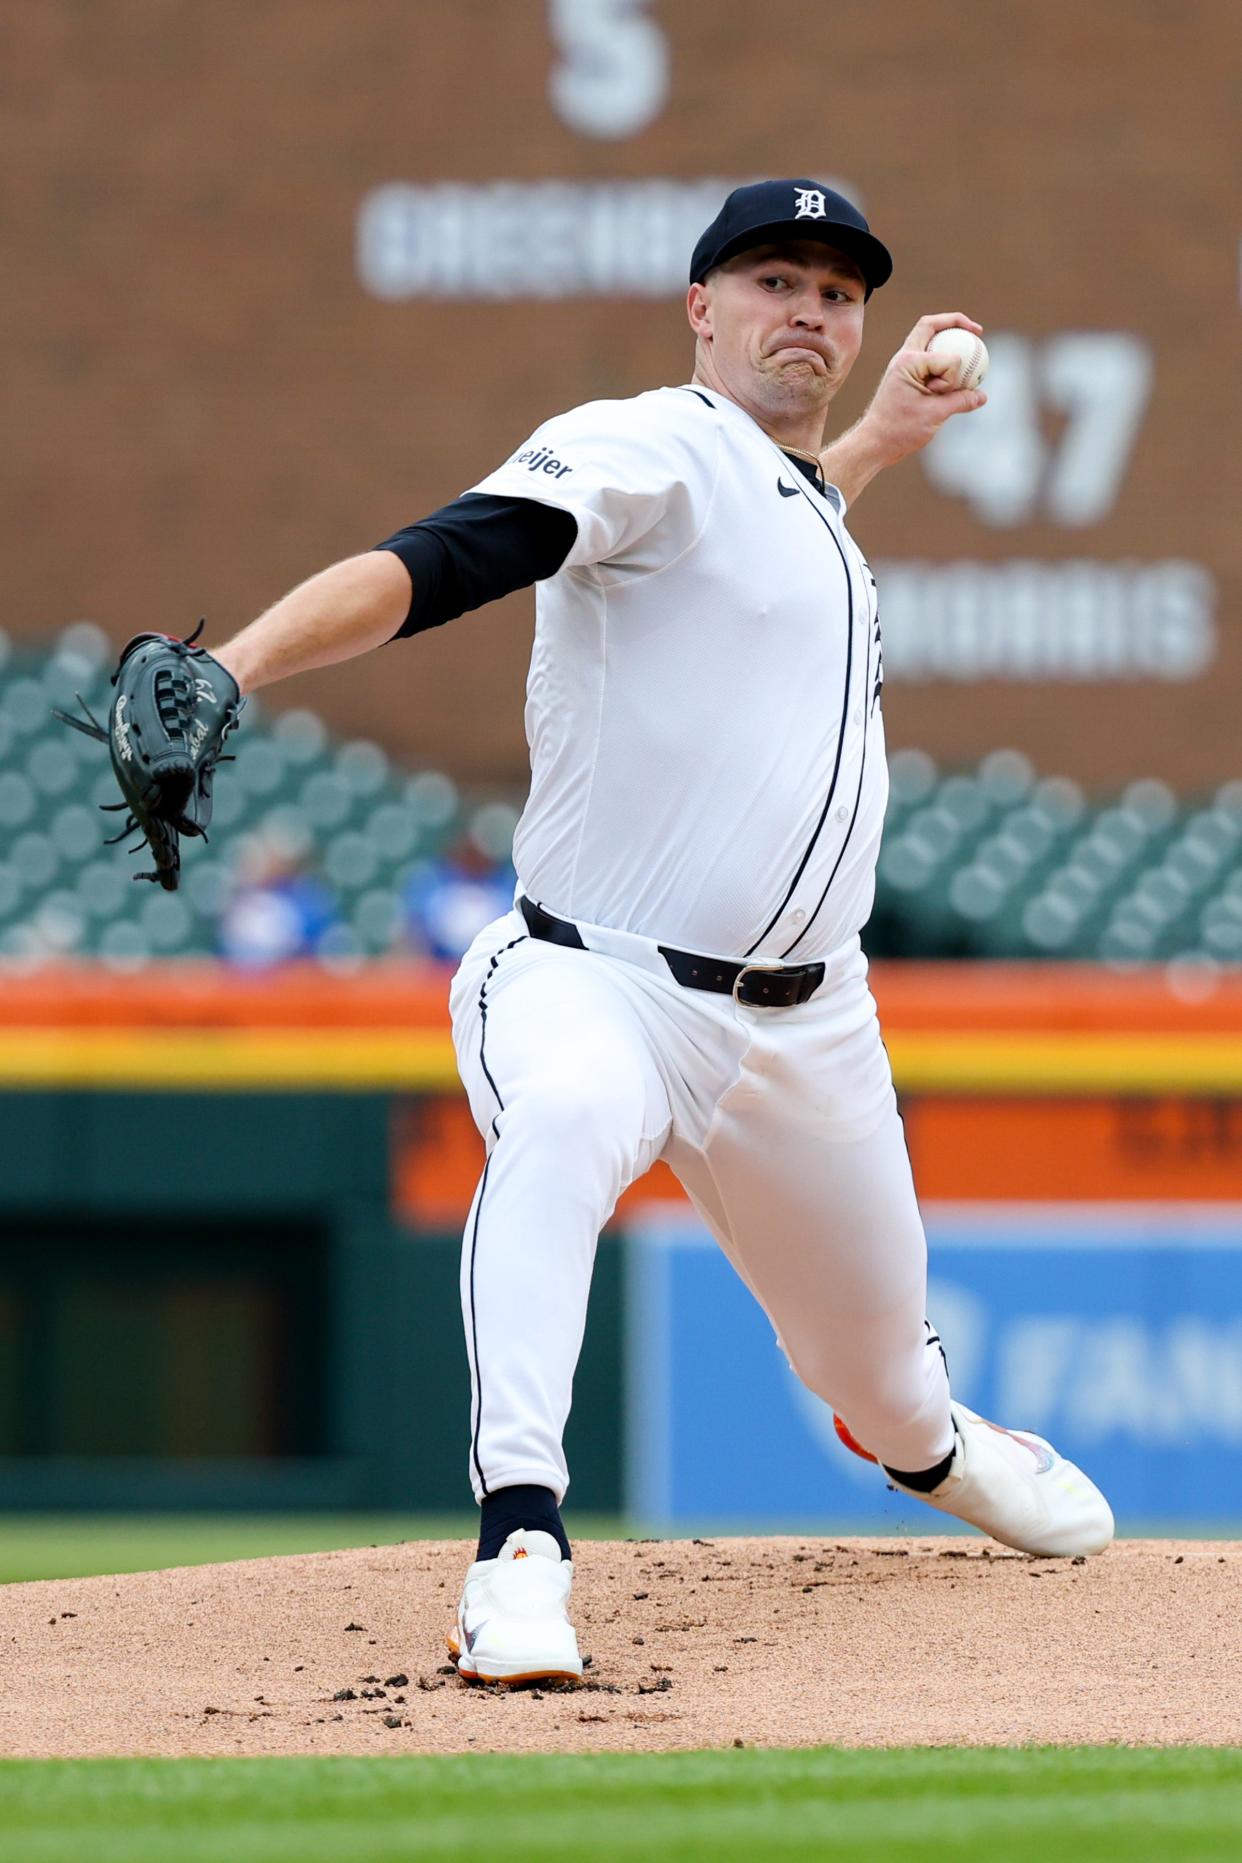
{"left": 836, "top": 805, "right": 849, "bottom": 823}
{"left": 790, "top": 908, "right": 807, "bottom": 925}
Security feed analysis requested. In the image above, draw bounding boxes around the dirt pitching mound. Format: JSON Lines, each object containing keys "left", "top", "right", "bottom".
{"left": 2, "top": 1536, "right": 1239, "bottom": 1756}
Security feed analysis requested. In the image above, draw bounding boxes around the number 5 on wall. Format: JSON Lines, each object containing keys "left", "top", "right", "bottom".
{"left": 547, "top": 0, "right": 670, "bottom": 140}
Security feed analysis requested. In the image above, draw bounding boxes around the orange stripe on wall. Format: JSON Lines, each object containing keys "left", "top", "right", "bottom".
{"left": 904, "top": 1096, "right": 1242, "bottom": 1203}
{"left": 4, "top": 960, "right": 1242, "bottom": 1033}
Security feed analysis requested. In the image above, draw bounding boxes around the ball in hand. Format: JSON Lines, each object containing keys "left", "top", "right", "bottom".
{"left": 926, "top": 328, "right": 989, "bottom": 390}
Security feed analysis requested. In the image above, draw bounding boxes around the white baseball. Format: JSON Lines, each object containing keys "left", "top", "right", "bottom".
{"left": 926, "top": 327, "right": 989, "bottom": 390}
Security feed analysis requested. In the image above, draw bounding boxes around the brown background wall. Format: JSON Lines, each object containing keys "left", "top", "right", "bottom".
{"left": 2, "top": 0, "right": 1237, "bottom": 788}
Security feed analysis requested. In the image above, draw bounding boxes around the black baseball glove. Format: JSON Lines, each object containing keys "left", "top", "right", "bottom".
{"left": 54, "top": 621, "right": 243, "bottom": 890}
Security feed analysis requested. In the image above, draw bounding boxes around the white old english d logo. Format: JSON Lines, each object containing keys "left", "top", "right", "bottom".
{"left": 794, "top": 189, "right": 827, "bottom": 219}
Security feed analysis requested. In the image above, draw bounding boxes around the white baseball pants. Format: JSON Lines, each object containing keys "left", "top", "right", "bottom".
{"left": 448, "top": 906, "right": 954, "bottom": 1505}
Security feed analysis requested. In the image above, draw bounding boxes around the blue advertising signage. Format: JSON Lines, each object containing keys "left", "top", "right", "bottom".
{"left": 624, "top": 1206, "right": 1242, "bottom": 1528}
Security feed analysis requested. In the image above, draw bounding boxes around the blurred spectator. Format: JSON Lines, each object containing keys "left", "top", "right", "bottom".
{"left": 401, "top": 832, "right": 516, "bottom": 959}
{"left": 218, "top": 828, "right": 337, "bottom": 966}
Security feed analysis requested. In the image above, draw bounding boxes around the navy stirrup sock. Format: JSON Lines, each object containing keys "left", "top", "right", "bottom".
{"left": 883, "top": 1435, "right": 958, "bottom": 1494}
{"left": 478, "top": 1484, "right": 571, "bottom": 1562}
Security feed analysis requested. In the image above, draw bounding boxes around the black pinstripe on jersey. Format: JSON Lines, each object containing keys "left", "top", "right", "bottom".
{"left": 778, "top": 536, "right": 874, "bottom": 960}
{"left": 742, "top": 481, "right": 859, "bottom": 960}
{"left": 465, "top": 932, "right": 529, "bottom": 1496}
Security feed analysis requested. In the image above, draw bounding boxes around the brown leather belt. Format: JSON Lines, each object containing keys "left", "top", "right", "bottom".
{"left": 518, "top": 897, "right": 825, "bottom": 1008}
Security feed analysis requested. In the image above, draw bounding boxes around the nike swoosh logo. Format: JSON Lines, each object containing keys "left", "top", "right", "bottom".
{"left": 464, "top": 1619, "right": 488, "bottom": 1652}
{"left": 777, "top": 479, "right": 800, "bottom": 497}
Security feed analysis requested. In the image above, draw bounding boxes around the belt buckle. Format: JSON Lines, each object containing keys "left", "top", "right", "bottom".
{"left": 731, "top": 960, "right": 788, "bottom": 1005}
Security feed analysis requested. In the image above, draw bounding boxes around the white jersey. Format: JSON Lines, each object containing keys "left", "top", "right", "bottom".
{"left": 469, "top": 384, "right": 888, "bottom": 963}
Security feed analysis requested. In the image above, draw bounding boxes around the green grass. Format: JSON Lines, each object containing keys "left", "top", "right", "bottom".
{"left": 1, "top": 1749, "right": 1241, "bottom": 1861}
{"left": 0, "top": 1515, "right": 625, "bottom": 1584}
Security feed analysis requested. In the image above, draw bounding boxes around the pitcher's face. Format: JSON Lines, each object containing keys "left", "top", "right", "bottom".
{"left": 688, "top": 240, "right": 866, "bottom": 427}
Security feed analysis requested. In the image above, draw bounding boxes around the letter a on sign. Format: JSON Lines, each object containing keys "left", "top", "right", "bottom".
{"left": 794, "top": 189, "right": 827, "bottom": 218}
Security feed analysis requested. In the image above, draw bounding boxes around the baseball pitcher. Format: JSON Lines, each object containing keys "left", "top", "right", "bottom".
{"left": 82, "top": 180, "right": 1114, "bottom": 1685}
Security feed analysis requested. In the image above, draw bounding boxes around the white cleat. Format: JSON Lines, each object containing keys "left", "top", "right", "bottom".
{"left": 447, "top": 1528, "right": 583, "bottom": 1686}
{"left": 889, "top": 1402, "right": 1115, "bottom": 1557}
{"left": 837, "top": 1401, "right": 1114, "bottom": 1558}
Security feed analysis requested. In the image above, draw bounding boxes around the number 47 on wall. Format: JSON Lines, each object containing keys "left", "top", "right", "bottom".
{"left": 922, "top": 332, "right": 1153, "bottom": 528}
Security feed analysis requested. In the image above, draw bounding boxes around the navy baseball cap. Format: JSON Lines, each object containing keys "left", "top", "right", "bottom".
{"left": 690, "top": 178, "right": 892, "bottom": 297}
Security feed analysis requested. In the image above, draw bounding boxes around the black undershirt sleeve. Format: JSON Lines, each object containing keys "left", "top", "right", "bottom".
{"left": 374, "top": 493, "right": 579, "bottom": 640}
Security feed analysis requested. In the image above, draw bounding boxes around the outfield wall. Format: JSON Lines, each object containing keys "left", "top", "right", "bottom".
{"left": 4, "top": 1, "right": 1238, "bottom": 790}
{"left": 627, "top": 1205, "right": 1242, "bottom": 1529}
{"left": 1, "top": 961, "right": 1239, "bottom": 1521}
